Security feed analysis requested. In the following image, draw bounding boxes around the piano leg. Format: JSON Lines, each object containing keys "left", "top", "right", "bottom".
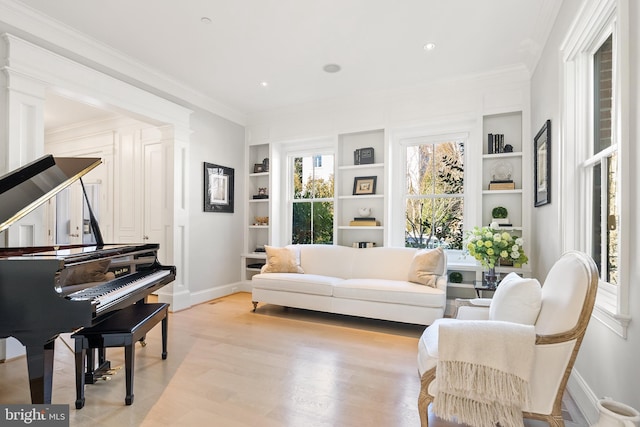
{"left": 74, "top": 348, "right": 86, "bottom": 409}
{"left": 25, "top": 340, "right": 55, "bottom": 404}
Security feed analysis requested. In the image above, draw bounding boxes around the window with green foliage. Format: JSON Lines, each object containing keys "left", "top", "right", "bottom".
{"left": 404, "top": 140, "right": 464, "bottom": 249}
{"left": 291, "top": 154, "right": 334, "bottom": 244}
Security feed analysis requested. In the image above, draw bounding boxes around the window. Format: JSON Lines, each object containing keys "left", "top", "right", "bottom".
{"left": 562, "top": 0, "right": 629, "bottom": 337}
{"left": 291, "top": 154, "right": 334, "bottom": 244}
{"left": 588, "top": 35, "right": 618, "bottom": 285}
{"left": 404, "top": 139, "right": 464, "bottom": 249}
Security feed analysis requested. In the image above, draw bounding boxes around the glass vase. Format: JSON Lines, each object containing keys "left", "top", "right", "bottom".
{"left": 484, "top": 266, "right": 499, "bottom": 289}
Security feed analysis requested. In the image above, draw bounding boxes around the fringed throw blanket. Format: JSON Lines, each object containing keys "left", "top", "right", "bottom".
{"left": 433, "top": 320, "right": 536, "bottom": 427}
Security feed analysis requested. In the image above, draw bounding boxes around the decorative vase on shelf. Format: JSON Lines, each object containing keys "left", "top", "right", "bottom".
{"left": 358, "top": 207, "right": 371, "bottom": 217}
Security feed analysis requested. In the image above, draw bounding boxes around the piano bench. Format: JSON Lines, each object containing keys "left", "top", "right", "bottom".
{"left": 71, "top": 302, "right": 169, "bottom": 409}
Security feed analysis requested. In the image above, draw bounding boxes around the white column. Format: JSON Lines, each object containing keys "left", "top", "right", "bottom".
{"left": 1, "top": 61, "right": 48, "bottom": 248}
{"left": 155, "top": 124, "right": 191, "bottom": 312}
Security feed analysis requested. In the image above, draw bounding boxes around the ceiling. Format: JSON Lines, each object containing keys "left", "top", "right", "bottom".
{"left": 15, "top": 0, "right": 560, "bottom": 126}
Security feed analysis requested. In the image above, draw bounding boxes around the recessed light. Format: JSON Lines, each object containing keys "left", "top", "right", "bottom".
{"left": 201, "top": 17, "right": 212, "bottom": 24}
{"left": 260, "top": 81, "right": 269, "bottom": 87}
{"left": 423, "top": 42, "right": 436, "bottom": 51}
{"left": 323, "top": 63, "right": 341, "bottom": 73}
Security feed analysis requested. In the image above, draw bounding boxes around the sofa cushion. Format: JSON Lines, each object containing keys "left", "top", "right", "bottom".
{"left": 489, "top": 272, "right": 542, "bottom": 325}
{"left": 252, "top": 273, "right": 341, "bottom": 296}
{"left": 333, "top": 279, "right": 445, "bottom": 308}
{"left": 261, "top": 245, "right": 304, "bottom": 273}
{"left": 350, "top": 247, "right": 418, "bottom": 280}
{"left": 407, "top": 248, "right": 446, "bottom": 287}
{"left": 298, "top": 245, "right": 355, "bottom": 278}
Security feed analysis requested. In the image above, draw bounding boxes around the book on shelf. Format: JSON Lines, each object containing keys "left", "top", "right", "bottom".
{"left": 488, "top": 181, "right": 515, "bottom": 190}
{"left": 352, "top": 217, "right": 376, "bottom": 221}
{"left": 349, "top": 220, "right": 380, "bottom": 226}
{"left": 488, "top": 133, "right": 505, "bottom": 154}
{"left": 247, "top": 262, "right": 265, "bottom": 269}
{"left": 352, "top": 242, "right": 376, "bottom": 248}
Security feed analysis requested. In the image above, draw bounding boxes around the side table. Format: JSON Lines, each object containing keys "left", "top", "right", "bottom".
{"left": 474, "top": 280, "right": 497, "bottom": 298}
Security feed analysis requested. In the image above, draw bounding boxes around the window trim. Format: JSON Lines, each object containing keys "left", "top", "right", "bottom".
{"left": 285, "top": 147, "right": 335, "bottom": 246}
{"left": 392, "top": 131, "right": 469, "bottom": 249}
{"left": 560, "top": 0, "right": 630, "bottom": 337}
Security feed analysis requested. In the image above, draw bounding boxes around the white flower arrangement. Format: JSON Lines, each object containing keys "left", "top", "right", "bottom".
{"left": 465, "top": 222, "right": 528, "bottom": 269}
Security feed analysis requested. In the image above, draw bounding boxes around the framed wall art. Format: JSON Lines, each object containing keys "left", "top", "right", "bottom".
{"left": 352, "top": 176, "right": 377, "bottom": 195}
{"left": 204, "top": 162, "right": 234, "bottom": 213}
{"left": 534, "top": 120, "right": 551, "bottom": 207}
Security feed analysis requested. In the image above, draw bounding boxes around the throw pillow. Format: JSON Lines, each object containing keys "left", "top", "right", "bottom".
{"left": 408, "top": 247, "right": 445, "bottom": 288}
{"left": 260, "top": 245, "right": 304, "bottom": 274}
{"left": 489, "top": 272, "right": 542, "bottom": 325}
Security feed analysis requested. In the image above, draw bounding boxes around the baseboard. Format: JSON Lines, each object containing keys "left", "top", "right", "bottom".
{"left": 157, "top": 288, "right": 191, "bottom": 312}
{"left": 567, "top": 369, "right": 599, "bottom": 425}
{"left": 189, "top": 281, "right": 251, "bottom": 306}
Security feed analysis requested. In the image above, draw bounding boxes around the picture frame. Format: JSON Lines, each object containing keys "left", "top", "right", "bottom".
{"left": 204, "top": 162, "right": 234, "bottom": 213}
{"left": 534, "top": 120, "right": 551, "bottom": 207}
{"left": 253, "top": 163, "right": 264, "bottom": 173}
{"left": 353, "top": 176, "right": 377, "bottom": 195}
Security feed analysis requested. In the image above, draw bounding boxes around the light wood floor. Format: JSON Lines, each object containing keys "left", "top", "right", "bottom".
{"left": 0, "top": 292, "right": 586, "bottom": 426}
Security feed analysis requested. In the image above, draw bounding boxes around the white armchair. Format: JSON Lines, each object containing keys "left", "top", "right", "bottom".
{"left": 417, "top": 251, "right": 598, "bottom": 427}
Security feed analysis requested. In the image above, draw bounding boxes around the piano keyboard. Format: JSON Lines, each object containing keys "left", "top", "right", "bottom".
{"left": 68, "top": 269, "right": 171, "bottom": 313}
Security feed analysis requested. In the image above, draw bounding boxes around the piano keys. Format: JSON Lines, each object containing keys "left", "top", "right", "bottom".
{"left": 0, "top": 155, "right": 176, "bottom": 404}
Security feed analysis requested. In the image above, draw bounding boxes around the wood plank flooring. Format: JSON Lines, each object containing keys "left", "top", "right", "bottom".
{"left": 0, "top": 292, "right": 586, "bottom": 426}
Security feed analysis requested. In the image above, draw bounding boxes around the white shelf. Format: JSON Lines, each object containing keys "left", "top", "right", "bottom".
{"left": 243, "top": 252, "right": 267, "bottom": 258}
{"left": 482, "top": 189, "right": 523, "bottom": 195}
{"left": 338, "top": 163, "right": 384, "bottom": 171}
{"left": 338, "top": 226, "right": 384, "bottom": 230}
{"left": 249, "top": 199, "right": 269, "bottom": 203}
{"left": 249, "top": 172, "right": 269, "bottom": 178}
{"left": 482, "top": 152, "right": 523, "bottom": 160}
{"left": 338, "top": 194, "right": 384, "bottom": 200}
{"left": 249, "top": 225, "right": 269, "bottom": 229}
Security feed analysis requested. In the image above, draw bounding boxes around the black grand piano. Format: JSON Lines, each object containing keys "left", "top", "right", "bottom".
{"left": 0, "top": 155, "right": 176, "bottom": 404}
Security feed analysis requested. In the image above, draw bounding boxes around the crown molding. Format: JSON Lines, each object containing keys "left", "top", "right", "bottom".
{"left": 0, "top": 0, "right": 246, "bottom": 126}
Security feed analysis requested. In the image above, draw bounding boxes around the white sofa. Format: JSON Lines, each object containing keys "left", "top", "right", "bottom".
{"left": 251, "top": 244, "right": 447, "bottom": 326}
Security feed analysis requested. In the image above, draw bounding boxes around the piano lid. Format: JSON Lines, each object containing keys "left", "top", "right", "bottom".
{"left": 0, "top": 155, "right": 101, "bottom": 233}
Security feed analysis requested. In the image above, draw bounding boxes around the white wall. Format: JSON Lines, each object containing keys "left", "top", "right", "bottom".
{"left": 187, "top": 107, "right": 246, "bottom": 303}
{"left": 530, "top": 0, "right": 640, "bottom": 419}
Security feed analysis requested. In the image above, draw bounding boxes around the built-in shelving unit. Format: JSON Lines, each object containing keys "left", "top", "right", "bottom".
{"left": 242, "top": 142, "right": 271, "bottom": 282}
{"left": 336, "top": 129, "right": 386, "bottom": 248}
{"left": 481, "top": 110, "right": 531, "bottom": 277}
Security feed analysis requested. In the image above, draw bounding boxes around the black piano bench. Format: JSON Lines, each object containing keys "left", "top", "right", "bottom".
{"left": 71, "top": 302, "right": 169, "bottom": 409}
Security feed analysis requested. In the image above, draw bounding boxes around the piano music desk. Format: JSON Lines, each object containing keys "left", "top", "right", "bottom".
{"left": 71, "top": 302, "right": 169, "bottom": 409}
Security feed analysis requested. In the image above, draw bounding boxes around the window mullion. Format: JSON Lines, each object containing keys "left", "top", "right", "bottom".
{"left": 600, "top": 158, "right": 608, "bottom": 281}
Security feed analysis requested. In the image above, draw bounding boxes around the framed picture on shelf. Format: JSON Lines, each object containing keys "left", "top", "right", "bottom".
{"left": 353, "top": 176, "right": 377, "bottom": 195}
{"left": 204, "top": 162, "right": 234, "bottom": 213}
{"left": 534, "top": 120, "right": 551, "bottom": 207}
{"left": 253, "top": 163, "right": 264, "bottom": 173}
